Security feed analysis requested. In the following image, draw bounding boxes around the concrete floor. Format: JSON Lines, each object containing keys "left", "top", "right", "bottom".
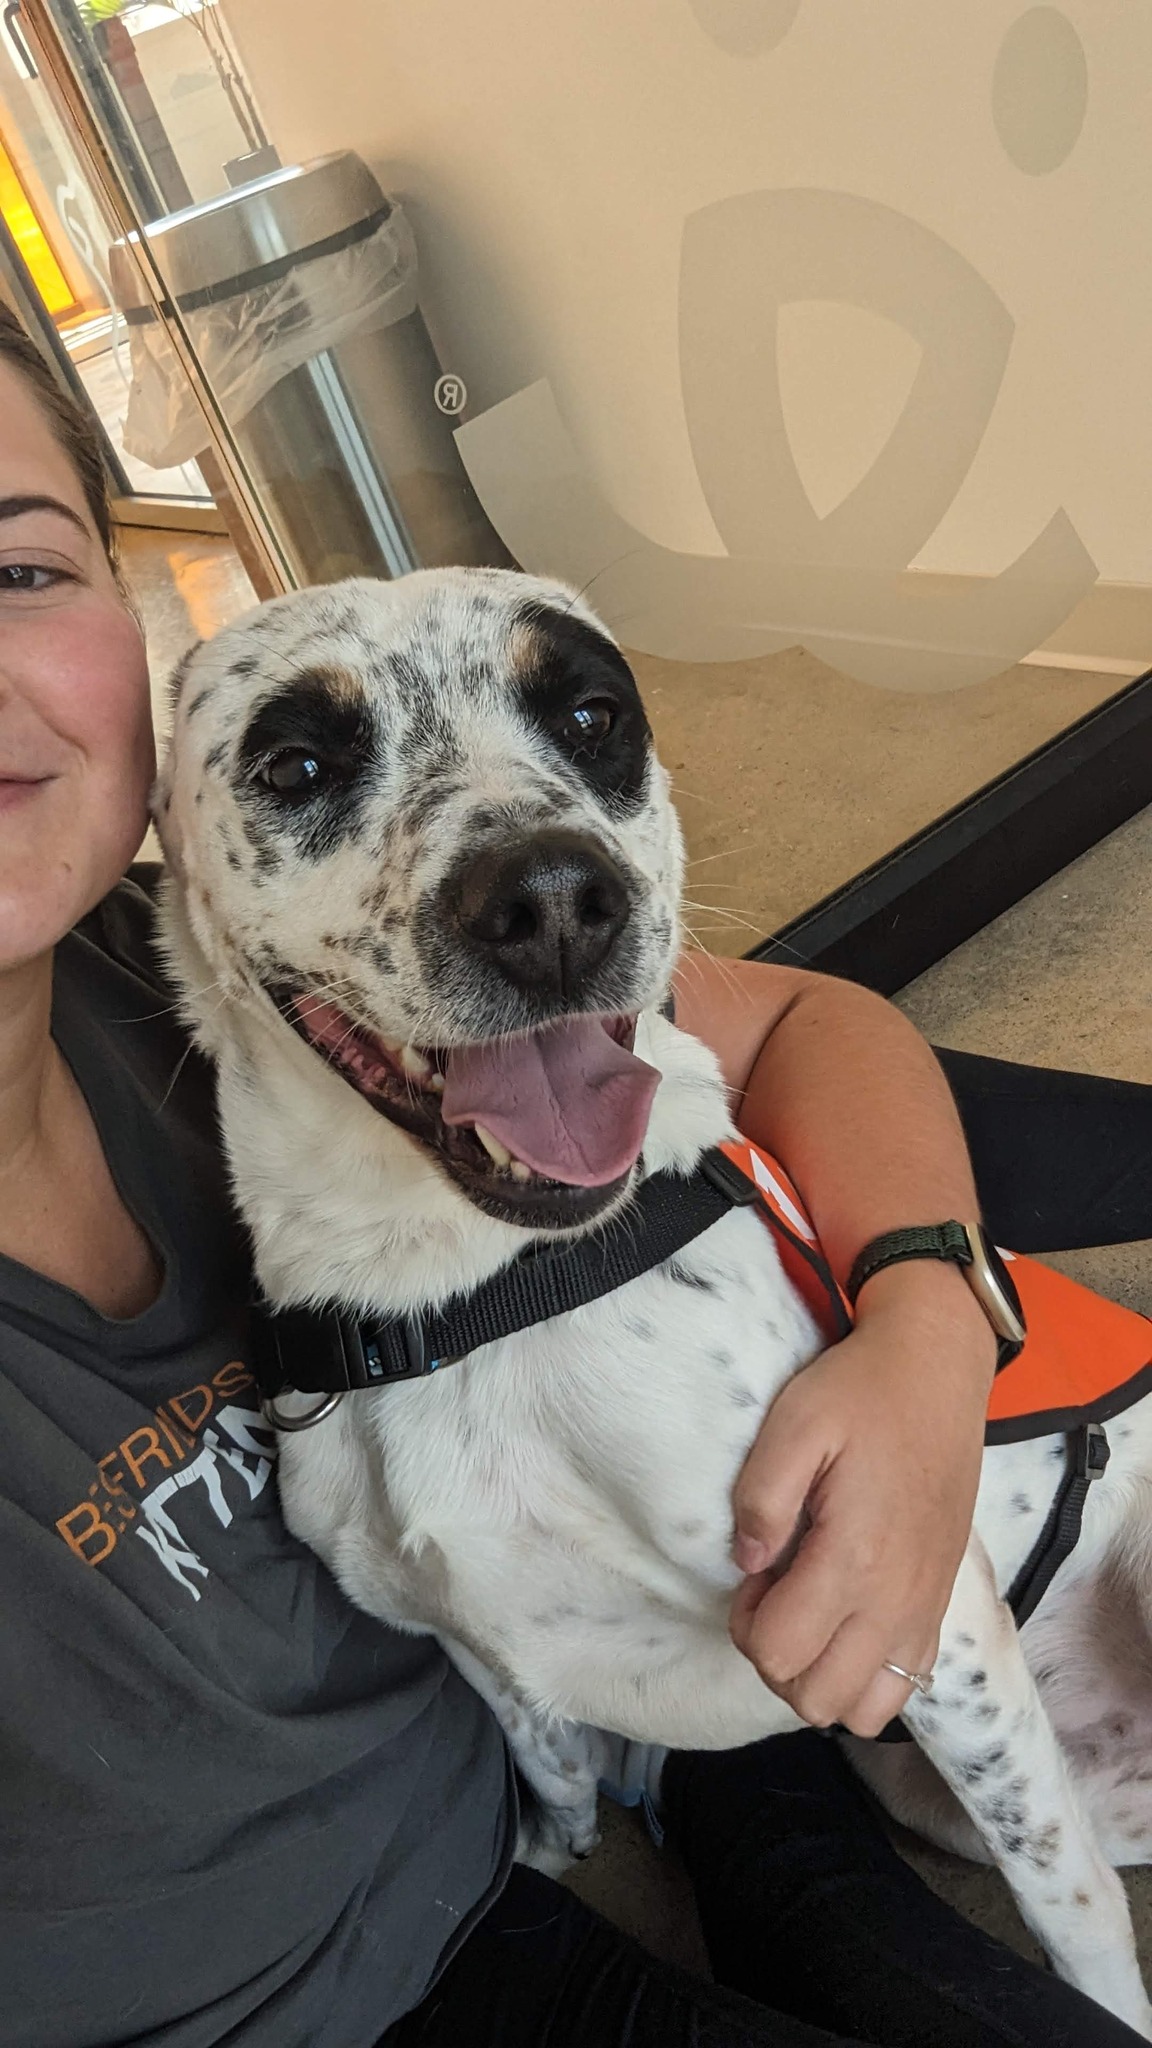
{"left": 119, "top": 521, "right": 1152, "bottom": 2002}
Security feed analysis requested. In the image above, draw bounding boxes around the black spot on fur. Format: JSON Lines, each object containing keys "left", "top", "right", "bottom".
{"left": 1010, "top": 1492, "right": 1033, "bottom": 1516}
{"left": 204, "top": 740, "right": 229, "bottom": 773}
{"left": 185, "top": 683, "right": 216, "bottom": 720}
{"left": 167, "top": 641, "right": 202, "bottom": 705}
{"left": 966, "top": 1668, "right": 988, "bottom": 1690}
{"left": 517, "top": 602, "right": 653, "bottom": 815}
{"left": 398, "top": 765, "right": 465, "bottom": 838}
{"left": 626, "top": 1316, "right": 655, "bottom": 1342}
{"left": 668, "top": 1260, "right": 715, "bottom": 1292}
{"left": 1027, "top": 1821, "right": 1062, "bottom": 1870}
{"left": 240, "top": 814, "right": 282, "bottom": 876}
{"left": 463, "top": 805, "right": 504, "bottom": 840}
{"left": 346, "top": 929, "right": 396, "bottom": 977}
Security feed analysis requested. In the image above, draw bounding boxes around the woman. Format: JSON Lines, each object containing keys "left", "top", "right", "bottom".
{"left": 0, "top": 299, "right": 1148, "bottom": 2048}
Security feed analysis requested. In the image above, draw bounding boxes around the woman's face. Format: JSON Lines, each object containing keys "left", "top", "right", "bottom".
{"left": 0, "top": 360, "right": 152, "bottom": 971}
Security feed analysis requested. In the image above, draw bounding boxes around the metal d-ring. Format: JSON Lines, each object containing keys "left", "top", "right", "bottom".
{"left": 261, "top": 1390, "right": 346, "bottom": 1432}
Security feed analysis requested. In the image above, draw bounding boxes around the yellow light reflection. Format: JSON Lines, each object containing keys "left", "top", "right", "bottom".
{"left": 0, "top": 135, "right": 74, "bottom": 317}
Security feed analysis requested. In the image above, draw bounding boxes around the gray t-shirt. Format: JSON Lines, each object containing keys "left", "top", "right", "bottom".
{"left": 0, "top": 874, "right": 513, "bottom": 2048}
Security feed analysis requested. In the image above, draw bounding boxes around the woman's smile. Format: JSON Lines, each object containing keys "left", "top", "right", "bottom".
{"left": 0, "top": 773, "right": 53, "bottom": 813}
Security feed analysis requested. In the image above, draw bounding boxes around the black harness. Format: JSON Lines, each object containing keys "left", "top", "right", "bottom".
{"left": 250, "top": 1148, "right": 783, "bottom": 1401}
{"left": 249, "top": 1149, "right": 1111, "bottom": 1742}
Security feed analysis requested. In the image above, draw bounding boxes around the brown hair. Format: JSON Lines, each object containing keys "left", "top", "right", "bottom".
{"left": 0, "top": 298, "right": 118, "bottom": 572}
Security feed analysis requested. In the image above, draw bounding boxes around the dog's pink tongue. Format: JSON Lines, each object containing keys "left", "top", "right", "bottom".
{"left": 442, "top": 1018, "right": 659, "bottom": 1187}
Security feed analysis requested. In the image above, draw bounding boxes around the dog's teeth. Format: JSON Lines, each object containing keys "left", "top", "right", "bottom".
{"left": 475, "top": 1124, "right": 512, "bottom": 1168}
{"left": 399, "top": 1044, "right": 432, "bottom": 1081}
{"left": 379, "top": 1036, "right": 404, "bottom": 1055}
{"left": 427, "top": 1072, "right": 445, "bottom": 1094}
{"left": 509, "top": 1160, "right": 532, "bottom": 1183}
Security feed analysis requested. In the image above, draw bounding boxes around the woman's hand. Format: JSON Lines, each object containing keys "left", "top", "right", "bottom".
{"left": 728, "top": 1260, "right": 996, "bottom": 1735}
{"left": 674, "top": 951, "right": 999, "bottom": 1732}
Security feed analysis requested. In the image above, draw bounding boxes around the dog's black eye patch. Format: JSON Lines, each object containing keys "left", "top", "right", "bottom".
{"left": 517, "top": 605, "right": 652, "bottom": 813}
{"left": 237, "top": 670, "right": 378, "bottom": 858}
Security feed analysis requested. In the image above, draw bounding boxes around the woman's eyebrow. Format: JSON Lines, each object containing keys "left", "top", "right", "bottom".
{"left": 0, "top": 493, "right": 88, "bottom": 535}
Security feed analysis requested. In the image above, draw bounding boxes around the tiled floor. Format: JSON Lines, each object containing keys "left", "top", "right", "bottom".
{"left": 118, "top": 518, "right": 1152, "bottom": 2002}
{"left": 118, "top": 524, "right": 255, "bottom": 741}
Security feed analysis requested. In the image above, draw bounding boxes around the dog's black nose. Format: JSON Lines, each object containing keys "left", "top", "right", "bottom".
{"left": 454, "top": 831, "right": 631, "bottom": 997}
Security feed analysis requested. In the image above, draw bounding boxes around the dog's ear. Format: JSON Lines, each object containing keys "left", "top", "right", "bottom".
{"left": 151, "top": 640, "right": 204, "bottom": 885}
{"left": 150, "top": 752, "right": 184, "bottom": 884}
{"left": 165, "top": 639, "right": 202, "bottom": 711}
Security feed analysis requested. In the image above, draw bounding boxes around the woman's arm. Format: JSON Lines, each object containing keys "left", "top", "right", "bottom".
{"left": 674, "top": 953, "right": 996, "bottom": 1738}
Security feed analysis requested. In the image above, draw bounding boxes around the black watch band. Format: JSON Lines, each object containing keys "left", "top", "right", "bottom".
{"left": 846, "top": 1222, "right": 973, "bottom": 1305}
{"left": 846, "top": 1221, "right": 1026, "bottom": 1371}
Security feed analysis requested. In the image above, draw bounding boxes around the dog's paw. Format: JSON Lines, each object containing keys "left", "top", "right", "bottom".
{"left": 515, "top": 1799, "right": 602, "bottom": 1876}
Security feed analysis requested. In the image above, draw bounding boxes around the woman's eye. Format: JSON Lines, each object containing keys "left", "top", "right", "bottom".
{"left": 560, "top": 700, "right": 616, "bottom": 748}
{"left": 260, "top": 749, "right": 330, "bottom": 796}
{"left": 0, "top": 564, "right": 63, "bottom": 593}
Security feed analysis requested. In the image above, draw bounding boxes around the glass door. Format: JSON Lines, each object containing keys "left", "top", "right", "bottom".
{"left": 0, "top": 0, "right": 220, "bottom": 507}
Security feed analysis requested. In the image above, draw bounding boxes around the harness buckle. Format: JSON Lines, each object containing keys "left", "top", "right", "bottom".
{"left": 1080, "top": 1420, "right": 1111, "bottom": 1481}
{"left": 699, "top": 1148, "right": 761, "bottom": 1207}
{"left": 352, "top": 1313, "right": 443, "bottom": 1385}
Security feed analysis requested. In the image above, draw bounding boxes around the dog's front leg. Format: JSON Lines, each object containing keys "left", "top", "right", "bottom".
{"left": 902, "top": 1543, "right": 1151, "bottom": 2038}
{"left": 440, "top": 1635, "right": 606, "bottom": 1877}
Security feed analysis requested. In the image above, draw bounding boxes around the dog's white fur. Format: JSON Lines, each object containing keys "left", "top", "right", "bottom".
{"left": 157, "top": 569, "right": 1152, "bottom": 2035}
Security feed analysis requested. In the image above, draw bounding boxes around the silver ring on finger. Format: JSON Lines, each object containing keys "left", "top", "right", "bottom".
{"left": 881, "top": 1659, "right": 935, "bottom": 1696}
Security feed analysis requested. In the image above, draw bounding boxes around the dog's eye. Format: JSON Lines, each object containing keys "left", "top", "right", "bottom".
{"left": 559, "top": 700, "right": 616, "bottom": 748}
{"left": 259, "top": 749, "right": 331, "bottom": 797}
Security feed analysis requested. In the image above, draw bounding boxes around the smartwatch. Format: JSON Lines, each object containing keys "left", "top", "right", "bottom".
{"left": 846, "top": 1222, "right": 1027, "bottom": 1369}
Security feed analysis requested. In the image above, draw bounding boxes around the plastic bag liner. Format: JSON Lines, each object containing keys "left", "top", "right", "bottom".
{"left": 120, "top": 204, "right": 417, "bottom": 469}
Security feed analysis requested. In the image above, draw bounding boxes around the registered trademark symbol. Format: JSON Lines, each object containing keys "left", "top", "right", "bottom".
{"left": 434, "top": 373, "right": 467, "bottom": 416}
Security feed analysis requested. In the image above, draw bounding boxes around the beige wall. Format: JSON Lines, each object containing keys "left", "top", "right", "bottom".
{"left": 218, "top": 2, "right": 1151, "bottom": 687}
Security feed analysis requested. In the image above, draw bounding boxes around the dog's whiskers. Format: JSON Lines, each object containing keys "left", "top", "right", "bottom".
{"left": 560, "top": 549, "right": 647, "bottom": 620}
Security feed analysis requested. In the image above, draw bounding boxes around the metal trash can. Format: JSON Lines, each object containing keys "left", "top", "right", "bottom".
{"left": 111, "top": 152, "right": 510, "bottom": 585}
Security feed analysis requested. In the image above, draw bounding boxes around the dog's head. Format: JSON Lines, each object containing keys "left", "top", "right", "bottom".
{"left": 157, "top": 569, "right": 684, "bottom": 1233}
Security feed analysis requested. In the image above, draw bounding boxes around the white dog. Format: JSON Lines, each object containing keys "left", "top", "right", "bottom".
{"left": 156, "top": 569, "right": 1152, "bottom": 2036}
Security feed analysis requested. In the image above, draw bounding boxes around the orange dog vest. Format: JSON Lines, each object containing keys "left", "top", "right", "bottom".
{"left": 718, "top": 1136, "right": 1152, "bottom": 1447}
{"left": 717, "top": 1134, "right": 1152, "bottom": 1685}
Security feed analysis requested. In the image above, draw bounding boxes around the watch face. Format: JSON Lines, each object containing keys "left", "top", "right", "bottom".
{"left": 965, "top": 1223, "right": 1027, "bottom": 1348}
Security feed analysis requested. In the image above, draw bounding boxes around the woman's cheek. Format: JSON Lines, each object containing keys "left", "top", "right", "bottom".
{"left": 42, "top": 597, "right": 153, "bottom": 771}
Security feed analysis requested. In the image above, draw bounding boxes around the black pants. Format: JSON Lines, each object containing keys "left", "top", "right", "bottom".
{"left": 389, "top": 1052, "right": 1152, "bottom": 2048}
